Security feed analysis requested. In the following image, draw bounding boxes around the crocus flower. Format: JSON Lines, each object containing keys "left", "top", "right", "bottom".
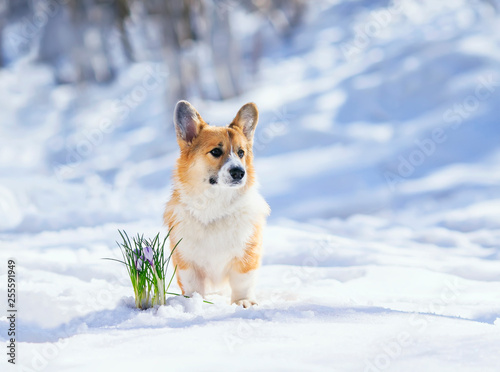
{"left": 134, "top": 248, "right": 144, "bottom": 271}
{"left": 143, "top": 246, "right": 154, "bottom": 266}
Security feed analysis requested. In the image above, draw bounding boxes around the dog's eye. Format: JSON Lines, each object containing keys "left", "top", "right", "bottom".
{"left": 210, "top": 148, "right": 223, "bottom": 158}
{"left": 237, "top": 149, "right": 244, "bottom": 158}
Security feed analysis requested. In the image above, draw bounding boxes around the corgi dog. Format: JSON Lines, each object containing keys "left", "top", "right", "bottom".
{"left": 164, "top": 101, "right": 270, "bottom": 307}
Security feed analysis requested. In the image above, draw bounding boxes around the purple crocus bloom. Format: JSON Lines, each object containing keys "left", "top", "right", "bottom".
{"left": 134, "top": 249, "right": 144, "bottom": 271}
{"left": 143, "top": 246, "right": 154, "bottom": 266}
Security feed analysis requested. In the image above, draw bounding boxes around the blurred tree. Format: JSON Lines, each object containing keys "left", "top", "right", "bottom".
{"left": 39, "top": 0, "right": 117, "bottom": 83}
{"left": 0, "top": 0, "right": 6, "bottom": 67}
{"left": 2, "top": 0, "right": 306, "bottom": 100}
{"left": 2, "top": 0, "right": 31, "bottom": 61}
{"left": 115, "top": 0, "right": 134, "bottom": 62}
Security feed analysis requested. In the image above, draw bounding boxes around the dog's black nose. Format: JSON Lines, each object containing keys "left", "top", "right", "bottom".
{"left": 229, "top": 167, "right": 245, "bottom": 180}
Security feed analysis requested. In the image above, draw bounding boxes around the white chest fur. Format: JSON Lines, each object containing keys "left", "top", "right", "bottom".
{"left": 169, "top": 186, "right": 269, "bottom": 286}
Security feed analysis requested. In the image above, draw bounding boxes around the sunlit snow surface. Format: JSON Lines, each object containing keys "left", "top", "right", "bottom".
{"left": 1, "top": 1, "right": 500, "bottom": 371}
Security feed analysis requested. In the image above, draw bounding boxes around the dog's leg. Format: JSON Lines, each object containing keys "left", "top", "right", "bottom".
{"left": 171, "top": 248, "right": 206, "bottom": 298}
{"left": 230, "top": 225, "right": 262, "bottom": 308}
{"left": 229, "top": 269, "right": 257, "bottom": 308}
{"left": 177, "top": 267, "right": 206, "bottom": 298}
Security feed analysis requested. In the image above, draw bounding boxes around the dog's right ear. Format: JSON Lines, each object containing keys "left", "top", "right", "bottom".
{"left": 173, "top": 100, "right": 204, "bottom": 146}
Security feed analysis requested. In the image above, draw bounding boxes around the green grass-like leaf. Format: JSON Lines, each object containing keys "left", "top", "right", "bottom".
{"left": 103, "top": 230, "right": 208, "bottom": 309}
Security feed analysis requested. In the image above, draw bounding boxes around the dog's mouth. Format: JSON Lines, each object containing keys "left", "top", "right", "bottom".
{"left": 226, "top": 179, "right": 246, "bottom": 188}
{"left": 230, "top": 179, "right": 243, "bottom": 186}
{"left": 209, "top": 176, "right": 245, "bottom": 188}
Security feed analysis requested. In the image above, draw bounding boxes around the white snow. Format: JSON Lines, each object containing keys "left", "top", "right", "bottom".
{"left": 1, "top": 1, "right": 500, "bottom": 371}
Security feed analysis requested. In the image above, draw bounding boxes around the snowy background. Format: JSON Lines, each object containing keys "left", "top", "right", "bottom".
{"left": 1, "top": 0, "right": 500, "bottom": 371}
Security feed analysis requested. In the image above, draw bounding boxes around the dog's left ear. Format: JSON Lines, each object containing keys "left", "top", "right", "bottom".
{"left": 230, "top": 103, "right": 259, "bottom": 142}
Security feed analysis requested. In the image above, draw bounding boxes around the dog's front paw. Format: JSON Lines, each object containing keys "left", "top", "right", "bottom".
{"left": 234, "top": 299, "right": 257, "bottom": 308}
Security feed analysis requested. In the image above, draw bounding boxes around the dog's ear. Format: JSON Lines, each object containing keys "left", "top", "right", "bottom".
{"left": 230, "top": 103, "right": 259, "bottom": 142}
{"left": 173, "top": 100, "right": 204, "bottom": 146}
